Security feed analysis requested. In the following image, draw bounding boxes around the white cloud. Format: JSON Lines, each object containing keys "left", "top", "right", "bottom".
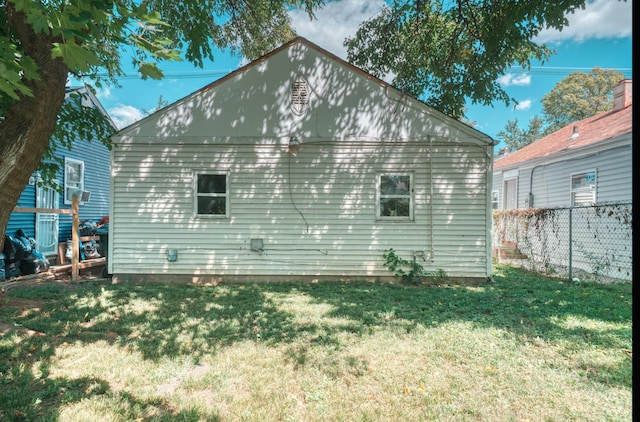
{"left": 289, "top": 0, "right": 386, "bottom": 59}
{"left": 108, "top": 104, "right": 144, "bottom": 129}
{"left": 498, "top": 73, "right": 532, "bottom": 87}
{"left": 513, "top": 99, "right": 532, "bottom": 111}
{"left": 536, "top": 0, "right": 632, "bottom": 43}
{"left": 96, "top": 87, "right": 113, "bottom": 101}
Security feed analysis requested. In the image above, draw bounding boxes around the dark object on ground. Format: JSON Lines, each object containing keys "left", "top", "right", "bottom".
{"left": 19, "top": 250, "right": 50, "bottom": 275}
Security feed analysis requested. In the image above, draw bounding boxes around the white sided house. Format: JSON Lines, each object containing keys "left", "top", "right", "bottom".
{"left": 108, "top": 37, "right": 495, "bottom": 283}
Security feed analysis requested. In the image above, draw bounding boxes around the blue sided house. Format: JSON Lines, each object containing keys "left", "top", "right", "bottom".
{"left": 6, "top": 85, "right": 116, "bottom": 264}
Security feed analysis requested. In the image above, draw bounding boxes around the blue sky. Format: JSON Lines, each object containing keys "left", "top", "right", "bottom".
{"left": 90, "top": 0, "right": 632, "bottom": 146}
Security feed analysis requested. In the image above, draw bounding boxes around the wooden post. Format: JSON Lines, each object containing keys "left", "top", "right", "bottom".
{"left": 71, "top": 195, "right": 80, "bottom": 281}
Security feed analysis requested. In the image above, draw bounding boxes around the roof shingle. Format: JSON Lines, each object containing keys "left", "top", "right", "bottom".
{"left": 494, "top": 104, "right": 632, "bottom": 169}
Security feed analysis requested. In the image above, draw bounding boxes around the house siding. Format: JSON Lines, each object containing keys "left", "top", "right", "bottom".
{"left": 109, "top": 38, "right": 493, "bottom": 281}
{"left": 57, "top": 146, "right": 111, "bottom": 241}
{"left": 7, "top": 86, "right": 113, "bottom": 261}
{"left": 110, "top": 139, "right": 489, "bottom": 279}
{"left": 6, "top": 185, "right": 36, "bottom": 238}
{"left": 494, "top": 139, "right": 631, "bottom": 209}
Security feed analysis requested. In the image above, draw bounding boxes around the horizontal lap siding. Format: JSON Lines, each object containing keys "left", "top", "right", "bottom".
{"left": 496, "top": 143, "right": 631, "bottom": 209}
{"left": 58, "top": 143, "right": 111, "bottom": 239}
{"left": 430, "top": 145, "right": 489, "bottom": 277}
{"left": 111, "top": 140, "right": 489, "bottom": 278}
{"left": 7, "top": 186, "right": 36, "bottom": 238}
{"left": 528, "top": 145, "right": 631, "bottom": 207}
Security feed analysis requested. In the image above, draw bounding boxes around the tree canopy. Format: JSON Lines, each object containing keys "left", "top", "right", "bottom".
{"left": 0, "top": 0, "right": 322, "bottom": 250}
{"left": 344, "top": 0, "right": 590, "bottom": 119}
{"left": 0, "top": 0, "right": 609, "bottom": 250}
{"left": 496, "top": 67, "right": 625, "bottom": 152}
{"left": 540, "top": 67, "right": 625, "bottom": 133}
{"left": 496, "top": 116, "right": 545, "bottom": 153}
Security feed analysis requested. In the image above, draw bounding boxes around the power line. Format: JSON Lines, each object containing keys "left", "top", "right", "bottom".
{"left": 97, "top": 64, "right": 631, "bottom": 82}
{"left": 505, "top": 66, "right": 632, "bottom": 77}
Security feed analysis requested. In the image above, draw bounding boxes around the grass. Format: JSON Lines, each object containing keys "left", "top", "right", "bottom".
{"left": 0, "top": 265, "right": 632, "bottom": 421}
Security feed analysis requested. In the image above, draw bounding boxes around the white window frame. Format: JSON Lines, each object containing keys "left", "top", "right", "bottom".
{"left": 64, "top": 157, "right": 85, "bottom": 205}
{"left": 491, "top": 190, "right": 500, "bottom": 210}
{"left": 570, "top": 169, "right": 597, "bottom": 206}
{"left": 376, "top": 173, "right": 414, "bottom": 221}
{"left": 194, "top": 171, "right": 230, "bottom": 218}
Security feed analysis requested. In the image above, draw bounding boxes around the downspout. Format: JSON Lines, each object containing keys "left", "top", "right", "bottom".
{"left": 528, "top": 165, "right": 540, "bottom": 208}
{"left": 486, "top": 142, "right": 495, "bottom": 279}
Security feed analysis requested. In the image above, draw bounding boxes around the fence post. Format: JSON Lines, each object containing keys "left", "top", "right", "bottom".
{"left": 71, "top": 195, "right": 80, "bottom": 281}
{"left": 568, "top": 208, "right": 573, "bottom": 281}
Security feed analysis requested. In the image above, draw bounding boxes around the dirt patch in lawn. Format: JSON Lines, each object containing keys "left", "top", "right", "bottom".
{"left": 0, "top": 292, "right": 46, "bottom": 336}
{"left": 0, "top": 273, "right": 108, "bottom": 337}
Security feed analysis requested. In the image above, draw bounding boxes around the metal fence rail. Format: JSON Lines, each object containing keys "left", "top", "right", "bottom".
{"left": 492, "top": 202, "right": 632, "bottom": 282}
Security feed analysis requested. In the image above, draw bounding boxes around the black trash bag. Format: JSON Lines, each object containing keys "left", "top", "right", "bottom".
{"left": 3, "top": 235, "right": 31, "bottom": 263}
{"left": 82, "top": 240, "right": 101, "bottom": 259}
{"left": 4, "top": 261, "right": 21, "bottom": 279}
{"left": 3, "top": 236, "right": 18, "bottom": 263}
{"left": 20, "top": 250, "right": 50, "bottom": 275}
{"left": 15, "top": 232, "right": 33, "bottom": 257}
{"left": 79, "top": 220, "right": 98, "bottom": 236}
{"left": 0, "top": 253, "right": 5, "bottom": 282}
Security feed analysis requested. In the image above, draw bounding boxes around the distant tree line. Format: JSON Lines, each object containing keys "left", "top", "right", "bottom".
{"left": 496, "top": 67, "right": 625, "bottom": 154}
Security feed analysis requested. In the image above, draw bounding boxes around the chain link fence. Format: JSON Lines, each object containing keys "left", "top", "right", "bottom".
{"left": 492, "top": 202, "right": 632, "bottom": 282}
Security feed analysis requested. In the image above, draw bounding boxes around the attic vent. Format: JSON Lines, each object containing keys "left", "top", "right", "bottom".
{"left": 291, "top": 76, "right": 309, "bottom": 115}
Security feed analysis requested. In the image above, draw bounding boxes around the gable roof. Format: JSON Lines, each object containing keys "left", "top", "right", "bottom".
{"left": 115, "top": 37, "right": 492, "bottom": 145}
{"left": 494, "top": 103, "right": 632, "bottom": 169}
{"left": 66, "top": 85, "right": 117, "bottom": 130}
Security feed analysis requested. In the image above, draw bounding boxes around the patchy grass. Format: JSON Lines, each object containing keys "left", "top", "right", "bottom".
{"left": 0, "top": 265, "right": 631, "bottom": 421}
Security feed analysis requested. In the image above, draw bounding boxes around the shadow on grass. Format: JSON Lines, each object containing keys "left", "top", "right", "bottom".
{"left": 0, "top": 265, "right": 631, "bottom": 420}
{"left": 0, "top": 350, "right": 220, "bottom": 421}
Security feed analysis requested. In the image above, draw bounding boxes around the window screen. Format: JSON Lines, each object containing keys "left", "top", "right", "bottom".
{"left": 377, "top": 173, "right": 414, "bottom": 220}
{"left": 195, "top": 172, "right": 229, "bottom": 217}
{"left": 571, "top": 171, "right": 596, "bottom": 206}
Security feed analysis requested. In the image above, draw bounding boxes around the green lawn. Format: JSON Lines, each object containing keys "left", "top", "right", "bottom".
{"left": 0, "top": 265, "right": 632, "bottom": 421}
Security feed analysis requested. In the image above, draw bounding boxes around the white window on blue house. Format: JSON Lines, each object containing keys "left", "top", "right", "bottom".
{"left": 571, "top": 170, "right": 597, "bottom": 206}
{"left": 377, "top": 173, "right": 414, "bottom": 221}
{"left": 195, "top": 171, "right": 229, "bottom": 217}
{"left": 64, "top": 157, "right": 84, "bottom": 205}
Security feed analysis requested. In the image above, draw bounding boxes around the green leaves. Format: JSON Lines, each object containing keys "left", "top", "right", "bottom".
{"left": 51, "top": 43, "right": 99, "bottom": 73}
{"left": 137, "top": 62, "right": 164, "bottom": 80}
{"left": 345, "top": 0, "right": 587, "bottom": 119}
{"left": 0, "top": 37, "right": 39, "bottom": 100}
{"left": 541, "top": 67, "right": 625, "bottom": 133}
{"left": 497, "top": 67, "right": 625, "bottom": 147}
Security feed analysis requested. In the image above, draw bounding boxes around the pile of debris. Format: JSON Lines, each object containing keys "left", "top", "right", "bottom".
{"left": 1, "top": 230, "right": 50, "bottom": 282}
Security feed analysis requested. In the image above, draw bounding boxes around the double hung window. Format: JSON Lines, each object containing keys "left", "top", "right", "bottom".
{"left": 64, "top": 157, "right": 84, "bottom": 205}
{"left": 195, "top": 172, "right": 229, "bottom": 217}
{"left": 377, "top": 173, "right": 414, "bottom": 221}
{"left": 571, "top": 170, "right": 596, "bottom": 206}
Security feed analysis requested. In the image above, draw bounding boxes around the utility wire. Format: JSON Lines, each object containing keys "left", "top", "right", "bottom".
{"left": 288, "top": 150, "right": 310, "bottom": 234}
{"left": 85, "top": 65, "right": 632, "bottom": 82}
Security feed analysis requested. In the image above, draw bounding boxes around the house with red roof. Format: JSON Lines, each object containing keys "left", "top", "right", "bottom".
{"left": 492, "top": 79, "right": 632, "bottom": 209}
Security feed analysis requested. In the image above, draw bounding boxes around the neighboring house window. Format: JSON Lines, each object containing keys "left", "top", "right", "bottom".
{"left": 571, "top": 170, "right": 596, "bottom": 206}
{"left": 377, "top": 173, "right": 414, "bottom": 220}
{"left": 491, "top": 191, "right": 500, "bottom": 210}
{"left": 64, "top": 157, "right": 84, "bottom": 205}
{"left": 195, "top": 171, "right": 229, "bottom": 217}
{"left": 503, "top": 178, "right": 518, "bottom": 209}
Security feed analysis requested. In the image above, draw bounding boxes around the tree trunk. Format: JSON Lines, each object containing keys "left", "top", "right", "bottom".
{"left": 0, "top": 6, "right": 69, "bottom": 252}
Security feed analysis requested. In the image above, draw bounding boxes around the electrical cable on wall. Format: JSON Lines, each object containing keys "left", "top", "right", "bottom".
{"left": 288, "top": 147, "right": 310, "bottom": 234}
